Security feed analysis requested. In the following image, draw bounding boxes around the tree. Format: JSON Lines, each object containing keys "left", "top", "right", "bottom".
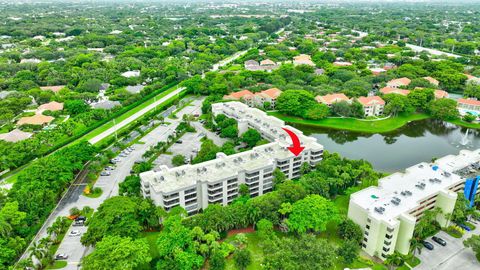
{"left": 384, "top": 252, "right": 406, "bottom": 270}
{"left": 407, "top": 89, "right": 434, "bottom": 111}
{"left": 272, "top": 168, "right": 286, "bottom": 189}
{"left": 409, "top": 238, "right": 423, "bottom": 256}
{"left": 82, "top": 236, "right": 151, "bottom": 270}
{"left": 77, "top": 78, "right": 103, "bottom": 93}
{"left": 451, "top": 193, "right": 470, "bottom": 224}
{"left": 337, "top": 240, "right": 359, "bottom": 264}
{"left": 287, "top": 195, "right": 339, "bottom": 233}
{"left": 233, "top": 248, "right": 251, "bottom": 270}
{"left": 464, "top": 81, "right": 480, "bottom": 99}
{"left": 239, "top": 184, "right": 249, "bottom": 197}
{"left": 241, "top": 129, "right": 262, "bottom": 148}
{"left": 338, "top": 219, "right": 363, "bottom": 244}
{"left": 81, "top": 196, "right": 143, "bottom": 246}
{"left": 119, "top": 175, "right": 141, "bottom": 197}
{"left": 276, "top": 90, "right": 317, "bottom": 118}
{"left": 383, "top": 94, "right": 414, "bottom": 116}
{"left": 172, "top": 155, "right": 186, "bottom": 167}
{"left": 209, "top": 251, "right": 226, "bottom": 270}
{"left": 331, "top": 101, "right": 351, "bottom": 116}
{"left": 429, "top": 98, "right": 459, "bottom": 121}
{"left": 64, "top": 99, "right": 89, "bottom": 115}
{"left": 263, "top": 234, "right": 335, "bottom": 270}
{"left": 464, "top": 235, "right": 480, "bottom": 261}
{"left": 304, "top": 103, "right": 329, "bottom": 120}
{"left": 256, "top": 219, "right": 274, "bottom": 240}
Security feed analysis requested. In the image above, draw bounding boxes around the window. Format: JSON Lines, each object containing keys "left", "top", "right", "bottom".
{"left": 384, "top": 240, "right": 391, "bottom": 246}
{"left": 385, "top": 234, "right": 393, "bottom": 239}
{"left": 367, "top": 218, "right": 371, "bottom": 223}
{"left": 387, "top": 227, "right": 394, "bottom": 233}
{"left": 363, "top": 237, "right": 368, "bottom": 242}
{"left": 383, "top": 247, "right": 390, "bottom": 252}
{"left": 364, "top": 231, "right": 369, "bottom": 236}
{"left": 366, "top": 225, "right": 370, "bottom": 230}
{"left": 362, "top": 243, "right": 367, "bottom": 248}
{"left": 381, "top": 253, "right": 387, "bottom": 258}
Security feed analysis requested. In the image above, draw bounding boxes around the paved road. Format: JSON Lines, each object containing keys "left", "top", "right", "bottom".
{"left": 416, "top": 224, "right": 480, "bottom": 270}
{"left": 51, "top": 98, "right": 204, "bottom": 270}
{"left": 406, "top": 43, "right": 461, "bottom": 58}
{"left": 88, "top": 86, "right": 185, "bottom": 145}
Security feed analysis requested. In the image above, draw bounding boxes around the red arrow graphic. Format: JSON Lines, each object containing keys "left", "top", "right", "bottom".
{"left": 282, "top": 128, "right": 305, "bottom": 156}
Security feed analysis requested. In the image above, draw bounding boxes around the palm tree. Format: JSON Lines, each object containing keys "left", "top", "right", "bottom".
{"left": 384, "top": 252, "right": 405, "bottom": 270}
{"left": 409, "top": 238, "right": 423, "bottom": 256}
{"left": 28, "top": 242, "right": 46, "bottom": 268}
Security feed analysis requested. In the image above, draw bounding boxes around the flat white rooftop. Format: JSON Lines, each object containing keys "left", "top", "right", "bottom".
{"left": 351, "top": 160, "right": 464, "bottom": 225}
{"left": 434, "top": 149, "right": 480, "bottom": 173}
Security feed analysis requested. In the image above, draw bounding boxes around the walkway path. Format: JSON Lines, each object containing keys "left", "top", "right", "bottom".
{"left": 406, "top": 44, "right": 461, "bottom": 58}
{"left": 88, "top": 86, "right": 185, "bottom": 144}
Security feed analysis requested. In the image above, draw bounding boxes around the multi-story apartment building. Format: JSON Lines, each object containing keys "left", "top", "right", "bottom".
{"left": 140, "top": 102, "right": 323, "bottom": 214}
{"left": 348, "top": 149, "right": 480, "bottom": 261}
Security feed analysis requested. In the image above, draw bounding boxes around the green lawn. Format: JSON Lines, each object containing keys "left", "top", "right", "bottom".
{"left": 224, "top": 232, "right": 266, "bottom": 270}
{"left": 449, "top": 119, "right": 480, "bottom": 129}
{"left": 46, "top": 261, "right": 67, "bottom": 269}
{"left": 81, "top": 85, "right": 181, "bottom": 142}
{"left": 268, "top": 112, "right": 430, "bottom": 133}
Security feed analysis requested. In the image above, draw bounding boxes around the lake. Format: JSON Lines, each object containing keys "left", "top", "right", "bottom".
{"left": 294, "top": 119, "right": 480, "bottom": 172}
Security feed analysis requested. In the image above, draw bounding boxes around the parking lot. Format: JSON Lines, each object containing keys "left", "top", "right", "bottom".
{"left": 416, "top": 226, "right": 480, "bottom": 270}
{"left": 154, "top": 132, "right": 204, "bottom": 168}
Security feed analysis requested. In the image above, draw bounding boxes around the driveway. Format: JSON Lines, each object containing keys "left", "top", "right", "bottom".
{"left": 37, "top": 97, "right": 205, "bottom": 269}
{"left": 415, "top": 226, "right": 480, "bottom": 270}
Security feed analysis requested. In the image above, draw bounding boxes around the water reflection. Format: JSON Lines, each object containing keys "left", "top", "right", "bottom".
{"left": 294, "top": 119, "right": 480, "bottom": 172}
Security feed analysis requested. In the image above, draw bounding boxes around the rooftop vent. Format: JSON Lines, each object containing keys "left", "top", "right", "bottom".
{"left": 374, "top": 207, "right": 385, "bottom": 214}
{"left": 415, "top": 183, "right": 426, "bottom": 190}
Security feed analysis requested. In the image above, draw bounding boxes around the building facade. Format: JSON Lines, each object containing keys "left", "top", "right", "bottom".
{"left": 348, "top": 149, "right": 480, "bottom": 261}
{"left": 140, "top": 102, "right": 323, "bottom": 214}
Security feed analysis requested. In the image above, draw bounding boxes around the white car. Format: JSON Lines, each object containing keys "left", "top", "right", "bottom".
{"left": 68, "top": 230, "right": 81, "bottom": 237}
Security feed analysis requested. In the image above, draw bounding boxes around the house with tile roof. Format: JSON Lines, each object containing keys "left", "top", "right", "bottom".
{"left": 333, "top": 61, "right": 353, "bottom": 67}
{"left": 315, "top": 93, "right": 350, "bottom": 106}
{"left": 414, "top": 87, "right": 448, "bottom": 99}
{"left": 17, "top": 114, "right": 54, "bottom": 126}
{"left": 40, "top": 85, "right": 66, "bottom": 93}
{"left": 458, "top": 98, "right": 480, "bottom": 116}
{"left": 293, "top": 54, "right": 315, "bottom": 66}
{"left": 465, "top": 74, "right": 480, "bottom": 85}
{"left": 253, "top": 88, "right": 282, "bottom": 108}
{"left": 380, "top": 87, "right": 410, "bottom": 96}
{"left": 223, "top": 90, "right": 255, "bottom": 106}
{"left": 423, "top": 76, "right": 439, "bottom": 86}
{"left": 357, "top": 96, "right": 385, "bottom": 117}
{"left": 38, "top": 101, "right": 64, "bottom": 112}
{"left": 386, "top": 77, "right": 411, "bottom": 88}
{"left": 0, "top": 129, "right": 32, "bottom": 142}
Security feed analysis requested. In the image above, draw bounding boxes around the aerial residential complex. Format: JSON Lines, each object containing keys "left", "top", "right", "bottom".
{"left": 140, "top": 102, "right": 324, "bottom": 214}
{"left": 348, "top": 149, "right": 480, "bottom": 260}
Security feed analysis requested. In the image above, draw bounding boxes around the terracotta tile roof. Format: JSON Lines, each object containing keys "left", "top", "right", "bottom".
{"left": 387, "top": 77, "right": 411, "bottom": 87}
{"left": 17, "top": 114, "right": 54, "bottom": 126}
{"left": 38, "top": 101, "right": 64, "bottom": 111}
{"left": 0, "top": 129, "right": 32, "bottom": 142}
{"left": 315, "top": 93, "right": 350, "bottom": 105}
{"left": 357, "top": 96, "right": 385, "bottom": 106}
{"left": 333, "top": 61, "right": 353, "bottom": 67}
{"left": 414, "top": 87, "right": 448, "bottom": 99}
{"left": 465, "top": 74, "right": 477, "bottom": 80}
{"left": 260, "top": 59, "right": 276, "bottom": 66}
{"left": 39, "top": 85, "right": 66, "bottom": 93}
{"left": 257, "top": 88, "right": 282, "bottom": 99}
{"left": 293, "top": 54, "right": 315, "bottom": 66}
{"left": 223, "top": 90, "right": 254, "bottom": 100}
{"left": 380, "top": 87, "right": 410, "bottom": 96}
{"left": 422, "top": 76, "right": 439, "bottom": 86}
{"left": 458, "top": 98, "right": 480, "bottom": 107}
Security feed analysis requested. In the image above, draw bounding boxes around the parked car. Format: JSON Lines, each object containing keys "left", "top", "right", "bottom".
{"left": 422, "top": 241, "right": 434, "bottom": 250}
{"left": 105, "top": 166, "right": 115, "bottom": 171}
{"left": 55, "top": 254, "right": 68, "bottom": 260}
{"left": 175, "top": 140, "right": 183, "bottom": 144}
{"left": 432, "top": 236, "right": 447, "bottom": 246}
{"left": 459, "top": 224, "right": 472, "bottom": 231}
{"left": 75, "top": 216, "right": 86, "bottom": 222}
{"left": 72, "top": 220, "right": 84, "bottom": 227}
{"left": 119, "top": 153, "right": 127, "bottom": 157}
{"left": 100, "top": 171, "right": 110, "bottom": 176}
{"left": 69, "top": 230, "right": 81, "bottom": 237}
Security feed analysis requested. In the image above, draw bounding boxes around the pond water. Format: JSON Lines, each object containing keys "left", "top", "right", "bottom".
{"left": 294, "top": 119, "right": 480, "bottom": 172}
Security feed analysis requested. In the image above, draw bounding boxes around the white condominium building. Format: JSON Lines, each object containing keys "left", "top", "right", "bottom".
{"left": 348, "top": 149, "right": 480, "bottom": 261}
{"left": 140, "top": 102, "right": 324, "bottom": 214}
